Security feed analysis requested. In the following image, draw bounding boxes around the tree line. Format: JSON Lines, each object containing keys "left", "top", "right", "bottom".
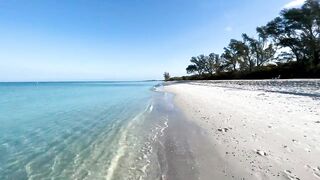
{"left": 165, "top": 0, "right": 320, "bottom": 81}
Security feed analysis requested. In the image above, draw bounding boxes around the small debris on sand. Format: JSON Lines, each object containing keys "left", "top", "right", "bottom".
{"left": 218, "top": 127, "right": 231, "bottom": 133}
{"left": 164, "top": 81, "right": 320, "bottom": 180}
{"left": 312, "top": 166, "right": 320, "bottom": 178}
{"left": 256, "top": 149, "right": 267, "bottom": 156}
{"left": 284, "top": 170, "right": 300, "bottom": 180}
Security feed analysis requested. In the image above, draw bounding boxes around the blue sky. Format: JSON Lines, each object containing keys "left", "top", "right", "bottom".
{"left": 0, "top": 0, "right": 305, "bottom": 81}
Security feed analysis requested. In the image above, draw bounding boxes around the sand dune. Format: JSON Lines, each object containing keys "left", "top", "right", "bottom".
{"left": 164, "top": 80, "right": 320, "bottom": 180}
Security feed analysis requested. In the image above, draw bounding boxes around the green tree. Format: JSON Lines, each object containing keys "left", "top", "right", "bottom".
{"left": 243, "top": 30, "right": 276, "bottom": 67}
{"left": 186, "top": 64, "right": 198, "bottom": 74}
{"left": 186, "top": 55, "right": 207, "bottom": 75}
{"left": 240, "top": 34, "right": 256, "bottom": 71}
{"left": 186, "top": 53, "right": 223, "bottom": 75}
{"left": 262, "top": 0, "right": 320, "bottom": 65}
{"left": 221, "top": 39, "right": 247, "bottom": 71}
{"left": 208, "top": 53, "right": 223, "bottom": 74}
{"left": 163, "top": 72, "right": 170, "bottom": 81}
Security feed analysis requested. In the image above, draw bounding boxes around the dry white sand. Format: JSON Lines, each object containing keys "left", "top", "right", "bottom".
{"left": 164, "top": 80, "right": 320, "bottom": 180}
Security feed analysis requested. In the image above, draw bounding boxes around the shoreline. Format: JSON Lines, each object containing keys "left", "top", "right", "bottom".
{"left": 145, "top": 86, "right": 238, "bottom": 179}
{"left": 164, "top": 80, "right": 320, "bottom": 179}
{"left": 158, "top": 91, "right": 234, "bottom": 179}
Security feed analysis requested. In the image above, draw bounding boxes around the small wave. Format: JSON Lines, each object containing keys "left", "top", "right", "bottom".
{"left": 104, "top": 126, "right": 129, "bottom": 180}
{"left": 149, "top": 104, "right": 153, "bottom": 113}
{"left": 152, "top": 83, "right": 164, "bottom": 92}
{"left": 51, "top": 155, "right": 59, "bottom": 172}
{"left": 25, "top": 162, "right": 34, "bottom": 180}
{"left": 160, "top": 121, "right": 168, "bottom": 136}
{"left": 138, "top": 116, "right": 169, "bottom": 178}
{"left": 105, "top": 102, "right": 152, "bottom": 180}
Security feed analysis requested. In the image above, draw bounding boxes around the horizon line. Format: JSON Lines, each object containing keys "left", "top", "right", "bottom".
{"left": 0, "top": 80, "right": 162, "bottom": 83}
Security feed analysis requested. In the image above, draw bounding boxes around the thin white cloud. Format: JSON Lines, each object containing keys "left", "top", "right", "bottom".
{"left": 284, "top": 0, "right": 306, "bottom": 9}
{"left": 225, "top": 26, "right": 233, "bottom": 32}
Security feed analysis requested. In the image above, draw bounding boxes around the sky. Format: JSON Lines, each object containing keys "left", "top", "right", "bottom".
{"left": 0, "top": 0, "right": 306, "bottom": 81}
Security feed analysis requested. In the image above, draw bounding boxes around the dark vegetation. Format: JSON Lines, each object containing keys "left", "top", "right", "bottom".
{"left": 165, "top": 0, "right": 320, "bottom": 81}
{"left": 163, "top": 72, "right": 171, "bottom": 81}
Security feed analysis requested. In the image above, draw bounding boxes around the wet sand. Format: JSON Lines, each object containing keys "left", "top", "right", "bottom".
{"left": 152, "top": 89, "right": 241, "bottom": 180}
{"left": 164, "top": 80, "right": 320, "bottom": 180}
{"left": 162, "top": 99, "right": 231, "bottom": 180}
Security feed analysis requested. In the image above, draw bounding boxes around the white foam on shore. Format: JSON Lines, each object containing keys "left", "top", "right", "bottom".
{"left": 149, "top": 104, "right": 153, "bottom": 113}
{"left": 135, "top": 114, "right": 169, "bottom": 179}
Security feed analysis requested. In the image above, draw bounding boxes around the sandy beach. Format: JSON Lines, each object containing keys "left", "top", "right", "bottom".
{"left": 164, "top": 80, "right": 320, "bottom": 180}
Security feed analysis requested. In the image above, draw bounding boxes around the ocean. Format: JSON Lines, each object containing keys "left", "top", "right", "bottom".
{"left": 3, "top": 80, "right": 316, "bottom": 179}
{"left": 0, "top": 81, "right": 173, "bottom": 179}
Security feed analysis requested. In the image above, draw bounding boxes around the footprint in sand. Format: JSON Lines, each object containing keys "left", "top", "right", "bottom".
{"left": 283, "top": 170, "right": 300, "bottom": 180}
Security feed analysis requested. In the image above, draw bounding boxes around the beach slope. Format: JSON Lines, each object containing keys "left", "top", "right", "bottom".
{"left": 164, "top": 80, "right": 320, "bottom": 180}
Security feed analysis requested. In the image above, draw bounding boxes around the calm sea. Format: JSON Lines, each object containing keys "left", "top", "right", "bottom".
{"left": 0, "top": 81, "right": 169, "bottom": 179}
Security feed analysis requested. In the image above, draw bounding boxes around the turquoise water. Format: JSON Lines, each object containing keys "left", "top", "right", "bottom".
{"left": 0, "top": 81, "right": 163, "bottom": 179}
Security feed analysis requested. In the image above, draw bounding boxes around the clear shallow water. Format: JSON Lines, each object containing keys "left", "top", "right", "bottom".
{"left": 0, "top": 81, "right": 165, "bottom": 179}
